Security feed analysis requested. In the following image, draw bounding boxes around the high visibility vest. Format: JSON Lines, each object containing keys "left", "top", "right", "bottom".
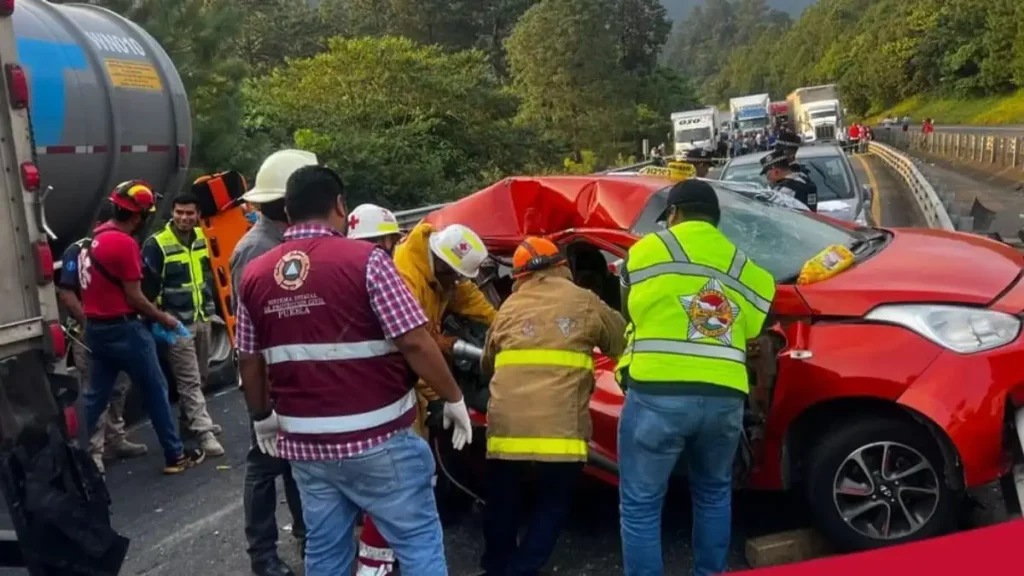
{"left": 617, "top": 221, "right": 776, "bottom": 394}
{"left": 151, "top": 223, "right": 215, "bottom": 324}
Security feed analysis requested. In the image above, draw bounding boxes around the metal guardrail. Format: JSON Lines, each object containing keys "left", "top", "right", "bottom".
{"left": 866, "top": 141, "right": 955, "bottom": 231}
{"left": 878, "top": 128, "right": 1024, "bottom": 171}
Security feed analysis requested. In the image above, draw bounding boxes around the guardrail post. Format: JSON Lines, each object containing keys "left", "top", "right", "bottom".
{"left": 1013, "top": 137, "right": 1019, "bottom": 168}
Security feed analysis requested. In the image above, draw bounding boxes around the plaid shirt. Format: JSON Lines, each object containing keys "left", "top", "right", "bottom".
{"left": 235, "top": 223, "right": 427, "bottom": 461}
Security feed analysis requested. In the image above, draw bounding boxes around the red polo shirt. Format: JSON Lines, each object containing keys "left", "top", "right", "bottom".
{"left": 80, "top": 222, "right": 143, "bottom": 319}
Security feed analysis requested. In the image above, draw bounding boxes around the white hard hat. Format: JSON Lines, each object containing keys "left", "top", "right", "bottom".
{"left": 242, "top": 149, "right": 319, "bottom": 204}
{"left": 347, "top": 204, "right": 400, "bottom": 240}
{"left": 428, "top": 224, "right": 488, "bottom": 279}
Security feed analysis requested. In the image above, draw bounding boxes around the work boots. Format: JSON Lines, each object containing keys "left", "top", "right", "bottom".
{"left": 199, "top": 432, "right": 225, "bottom": 457}
{"left": 103, "top": 439, "right": 148, "bottom": 461}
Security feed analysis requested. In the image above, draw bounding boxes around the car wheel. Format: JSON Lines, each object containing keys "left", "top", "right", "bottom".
{"left": 804, "top": 417, "right": 960, "bottom": 552}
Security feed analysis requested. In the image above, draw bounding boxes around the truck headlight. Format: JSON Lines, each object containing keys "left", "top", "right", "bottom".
{"left": 865, "top": 304, "right": 1021, "bottom": 354}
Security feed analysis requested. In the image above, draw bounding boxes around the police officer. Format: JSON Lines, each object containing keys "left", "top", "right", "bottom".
{"left": 685, "top": 148, "right": 715, "bottom": 178}
{"left": 761, "top": 149, "right": 818, "bottom": 212}
{"left": 773, "top": 130, "right": 810, "bottom": 175}
{"left": 617, "top": 179, "right": 776, "bottom": 576}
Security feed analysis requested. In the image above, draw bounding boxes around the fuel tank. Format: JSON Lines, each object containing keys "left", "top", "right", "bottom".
{"left": 14, "top": 0, "right": 191, "bottom": 254}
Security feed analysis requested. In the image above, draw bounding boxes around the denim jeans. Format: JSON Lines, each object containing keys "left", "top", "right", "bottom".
{"left": 618, "top": 389, "right": 744, "bottom": 576}
{"left": 84, "top": 319, "right": 183, "bottom": 465}
{"left": 289, "top": 428, "right": 447, "bottom": 576}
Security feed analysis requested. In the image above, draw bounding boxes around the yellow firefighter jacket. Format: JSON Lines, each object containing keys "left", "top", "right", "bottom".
{"left": 393, "top": 221, "right": 497, "bottom": 434}
{"left": 482, "top": 266, "right": 627, "bottom": 462}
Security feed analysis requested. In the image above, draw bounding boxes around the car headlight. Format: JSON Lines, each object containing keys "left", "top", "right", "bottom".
{"left": 865, "top": 304, "right": 1021, "bottom": 354}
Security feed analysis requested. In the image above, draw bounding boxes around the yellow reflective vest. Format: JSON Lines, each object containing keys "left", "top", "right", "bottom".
{"left": 617, "top": 220, "right": 776, "bottom": 394}
{"left": 150, "top": 224, "right": 216, "bottom": 324}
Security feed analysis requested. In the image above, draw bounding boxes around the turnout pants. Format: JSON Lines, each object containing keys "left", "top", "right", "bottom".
{"left": 72, "top": 339, "right": 131, "bottom": 459}
{"left": 482, "top": 459, "right": 584, "bottom": 576}
{"left": 244, "top": 414, "right": 306, "bottom": 566}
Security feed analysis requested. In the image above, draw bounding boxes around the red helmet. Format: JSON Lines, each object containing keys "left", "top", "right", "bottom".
{"left": 109, "top": 180, "right": 158, "bottom": 213}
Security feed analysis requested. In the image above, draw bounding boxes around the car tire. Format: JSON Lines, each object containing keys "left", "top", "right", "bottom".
{"left": 804, "top": 417, "right": 961, "bottom": 552}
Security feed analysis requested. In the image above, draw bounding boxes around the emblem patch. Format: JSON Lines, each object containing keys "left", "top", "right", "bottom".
{"left": 452, "top": 240, "right": 472, "bottom": 259}
{"left": 274, "top": 250, "right": 311, "bottom": 291}
{"left": 680, "top": 278, "right": 740, "bottom": 345}
{"left": 522, "top": 320, "right": 536, "bottom": 338}
{"left": 556, "top": 317, "right": 578, "bottom": 337}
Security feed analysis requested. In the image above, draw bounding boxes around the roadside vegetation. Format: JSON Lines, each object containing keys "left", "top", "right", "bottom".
{"left": 69, "top": 0, "right": 697, "bottom": 208}
{"left": 665, "top": 0, "right": 1024, "bottom": 124}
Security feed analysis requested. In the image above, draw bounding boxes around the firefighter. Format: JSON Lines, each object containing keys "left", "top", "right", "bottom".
{"left": 616, "top": 179, "right": 776, "bottom": 576}
{"left": 78, "top": 181, "right": 205, "bottom": 474}
{"left": 761, "top": 149, "right": 817, "bottom": 212}
{"left": 480, "top": 237, "right": 626, "bottom": 575}
{"left": 231, "top": 149, "right": 317, "bottom": 576}
{"left": 347, "top": 203, "right": 402, "bottom": 254}
{"left": 236, "top": 165, "right": 470, "bottom": 575}
{"left": 57, "top": 222, "right": 147, "bottom": 474}
{"left": 141, "top": 192, "right": 225, "bottom": 457}
{"left": 393, "top": 221, "right": 497, "bottom": 440}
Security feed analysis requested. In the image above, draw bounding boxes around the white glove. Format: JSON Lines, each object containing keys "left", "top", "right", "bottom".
{"left": 442, "top": 398, "right": 473, "bottom": 451}
{"left": 252, "top": 411, "right": 280, "bottom": 457}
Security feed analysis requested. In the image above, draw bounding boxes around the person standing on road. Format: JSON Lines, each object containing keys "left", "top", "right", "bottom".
{"left": 236, "top": 165, "right": 473, "bottom": 576}
{"left": 142, "top": 193, "right": 225, "bottom": 458}
{"left": 230, "top": 149, "right": 316, "bottom": 576}
{"left": 616, "top": 179, "right": 776, "bottom": 576}
{"left": 58, "top": 227, "right": 147, "bottom": 474}
{"left": 78, "top": 181, "right": 205, "bottom": 475}
{"left": 685, "top": 148, "right": 715, "bottom": 179}
{"left": 479, "top": 237, "right": 626, "bottom": 576}
{"left": 761, "top": 149, "right": 817, "bottom": 212}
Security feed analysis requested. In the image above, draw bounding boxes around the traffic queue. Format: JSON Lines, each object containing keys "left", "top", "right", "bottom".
{"left": 57, "top": 135, "right": 821, "bottom": 576}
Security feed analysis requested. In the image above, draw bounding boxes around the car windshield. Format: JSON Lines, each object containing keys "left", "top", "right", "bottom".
{"left": 810, "top": 110, "right": 835, "bottom": 119}
{"left": 631, "top": 184, "right": 862, "bottom": 283}
{"left": 719, "top": 155, "right": 854, "bottom": 201}
{"left": 676, "top": 127, "right": 712, "bottom": 142}
{"left": 737, "top": 117, "right": 768, "bottom": 132}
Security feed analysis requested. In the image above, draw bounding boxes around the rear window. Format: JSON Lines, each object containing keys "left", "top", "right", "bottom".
{"left": 720, "top": 155, "right": 855, "bottom": 201}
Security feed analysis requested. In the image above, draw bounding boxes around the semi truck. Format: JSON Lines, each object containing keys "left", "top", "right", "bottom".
{"left": 729, "top": 93, "right": 771, "bottom": 135}
{"left": 786, "top": 84, "right": 843, "bottom": 143}
{"left": 670, "top": 107, "right": 719, "bottom": 158}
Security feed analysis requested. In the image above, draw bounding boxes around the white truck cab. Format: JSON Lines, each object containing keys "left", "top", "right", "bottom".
{"left": 671, "top": 107, "right": 719, "bottom": 159}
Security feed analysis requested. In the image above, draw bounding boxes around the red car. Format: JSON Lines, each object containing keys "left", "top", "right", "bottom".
{"left": 421, "top": 175, "right": 1024, "bottom": 553}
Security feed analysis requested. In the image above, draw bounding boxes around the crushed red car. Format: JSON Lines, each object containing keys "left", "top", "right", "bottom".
{"left": 420, "top": 175, "right": 1024, "bottom": 552}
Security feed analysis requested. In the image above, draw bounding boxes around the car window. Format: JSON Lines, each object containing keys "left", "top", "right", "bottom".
{"left": 720, "top": 156, "right": 854, "bottom": 201}
{"left": 631, "top": 186, "right": 861, "bottom": 283}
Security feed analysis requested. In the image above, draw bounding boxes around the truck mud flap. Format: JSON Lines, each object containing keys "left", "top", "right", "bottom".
{"left": 0, "top": 422, "right": 128, "bottom": 574}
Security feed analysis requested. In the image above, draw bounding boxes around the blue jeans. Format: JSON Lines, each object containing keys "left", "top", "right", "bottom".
{"left": 618, "top": 390, "right": 744, "bottom": 576}
{"left": 84, "top": 319, "right": 183, "bottom": 465}
{"left": 289, "top": 428, "right": 447, "bottom": 576}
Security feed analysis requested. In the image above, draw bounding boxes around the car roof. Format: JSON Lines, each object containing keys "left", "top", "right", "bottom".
{"left": 724, "top": 144, "right": 845, "bottom": 167}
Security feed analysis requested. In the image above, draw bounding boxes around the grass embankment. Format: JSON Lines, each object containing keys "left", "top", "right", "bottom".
{"left": 863, "top": 91, "right": 1024, "bottom": 125}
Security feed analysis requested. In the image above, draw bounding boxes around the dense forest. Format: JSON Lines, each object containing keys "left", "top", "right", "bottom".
{"left": 665, "top": 0, "right": 1024, "bottom": 119}
{"left": 70, "top": 0, "right": 697, "bottom": 209}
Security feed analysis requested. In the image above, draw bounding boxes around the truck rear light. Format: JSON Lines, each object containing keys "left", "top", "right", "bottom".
{"left": 5, "top": 63, "right": 28, "bottom": 109}
{"left": 0, "top": 1, "right": 14, "bottom": 18}
{"left": 47, "top": 320, "right": 66, "bottom": 358}
{"left": 20, "top": 161, "right": 39, "bottom": 191}
{"left": 35, "top": 240, "right": 53, "bottom": 284}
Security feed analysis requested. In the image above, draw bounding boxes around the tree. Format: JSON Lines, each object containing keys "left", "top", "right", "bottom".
{"left": 249, "top": 36, "right": 553, "bottom": 208}
{"left": 230, "top": 0, "right": 328, "bottom": 76}
{"left": 617, "top": 0, "right": 672, "bottom": 76}
{"left": 505, "top": 0, "right": 633, "bottom": 159}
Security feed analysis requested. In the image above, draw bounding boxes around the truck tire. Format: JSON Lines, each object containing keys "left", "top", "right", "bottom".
{"left": 804, "top": 417, "right": 960, "bottom": 552}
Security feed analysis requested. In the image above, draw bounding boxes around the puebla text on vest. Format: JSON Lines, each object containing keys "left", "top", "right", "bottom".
{"left": 265, "top": 293, "right": 326, "bottom": 319}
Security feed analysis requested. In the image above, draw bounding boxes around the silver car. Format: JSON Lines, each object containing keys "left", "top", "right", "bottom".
{"left": 718, "top": 144, "right": 875, "bottom": 225}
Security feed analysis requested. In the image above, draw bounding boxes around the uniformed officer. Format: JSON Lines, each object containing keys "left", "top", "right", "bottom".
{"left": 760, "top": 149, "right": 818, "bottom": 212}
{"left": 684, "top": 148, "right": 715, "bottom": 178}
{"left": 616, "top": 179, "right": 776, "bottom": 576}
{"left": 773, "top": 130, "right": 810, "bottom": 175}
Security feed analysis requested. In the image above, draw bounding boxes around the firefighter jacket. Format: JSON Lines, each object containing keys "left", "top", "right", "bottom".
{"left": 617, "top": 221, "right": 776, "bottom": 396}
{"left": 143, "top": 223, "right": 216, "bottom": 324}
{"left": 393, "top": 221, "right": 497, "bottom": 409}
{"left": 482, "top": 266, "right": 626, "bottom": 462}
{"left": 773, "top": 171, "right": 818, "bottom": 212}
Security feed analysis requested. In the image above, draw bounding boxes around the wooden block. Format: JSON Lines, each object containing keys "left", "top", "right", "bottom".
{"left": 744, "top": 528, "right": 831, "bottom": 568}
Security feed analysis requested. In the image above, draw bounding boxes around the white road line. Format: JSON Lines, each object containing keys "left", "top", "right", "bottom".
{"left": 148, "top": 498, "right": 242, "bottom": 555}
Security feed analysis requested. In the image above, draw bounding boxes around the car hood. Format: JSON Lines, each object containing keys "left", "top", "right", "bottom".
{"left": 797, "top": 228, "right": 1024, "bottom": 316}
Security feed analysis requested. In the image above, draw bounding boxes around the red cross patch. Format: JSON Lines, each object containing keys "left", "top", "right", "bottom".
{"left": 349, "top": 214, "right": 360, "bottom": 229}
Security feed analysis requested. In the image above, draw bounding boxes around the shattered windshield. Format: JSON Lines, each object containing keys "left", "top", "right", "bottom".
{"left": 631, "top": 184, "right": 861, "bottom": 283}
{"left": 719, "top": 155, "right": 855, "bottom": 201}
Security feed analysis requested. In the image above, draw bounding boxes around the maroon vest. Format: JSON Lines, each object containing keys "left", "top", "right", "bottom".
{"left": 240, "top": 236, "right": 415, "bottom": 445}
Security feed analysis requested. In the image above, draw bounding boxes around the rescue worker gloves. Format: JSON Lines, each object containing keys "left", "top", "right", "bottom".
{"left": 428, "top": 224, "right": 488, "bottom": 279}
{"left": 442, "top": 398, "right": 473, "bottom": 450}
{"left": 252, "top": 411, "right": 281, "bottom": 457}
{"left": 242, "top": 149, "right": 319, "bottom": 204}
{"left": 348, "top": 204, "right": 401, "bottom": 240}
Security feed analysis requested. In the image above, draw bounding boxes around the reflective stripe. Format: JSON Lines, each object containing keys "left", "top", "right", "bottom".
{"left": 655, "top": 229, "right": 688, "bottom": 262}
{"left": 162, "top": 244, "right": 185, "bottom": 255}
{"left": 728, "top": 249, "right": 747, "bottom": 278}
{"left": 264, "top": 340, "right": 398, "bottom": 364}
{"left": 632, "top": 339, "right": 747, "bottom": 364}
{"left": 494, "top": 349, "right": 594, "bottom": 370}
{"left": 487, "top": 436, "right": 588, "bottom": 457}
{"left": 377, "top": 222, "right": 400, "bottom": 234}
{"left": 278, "top": 388, "right": 416, "bottom": 434}
{"left": 627, "top": 263, "right": 771, "bottom": 314}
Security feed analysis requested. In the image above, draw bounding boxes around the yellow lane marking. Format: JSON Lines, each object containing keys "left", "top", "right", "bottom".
{"left": 854, "top": 154, "right": 883, "bottom": 225}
